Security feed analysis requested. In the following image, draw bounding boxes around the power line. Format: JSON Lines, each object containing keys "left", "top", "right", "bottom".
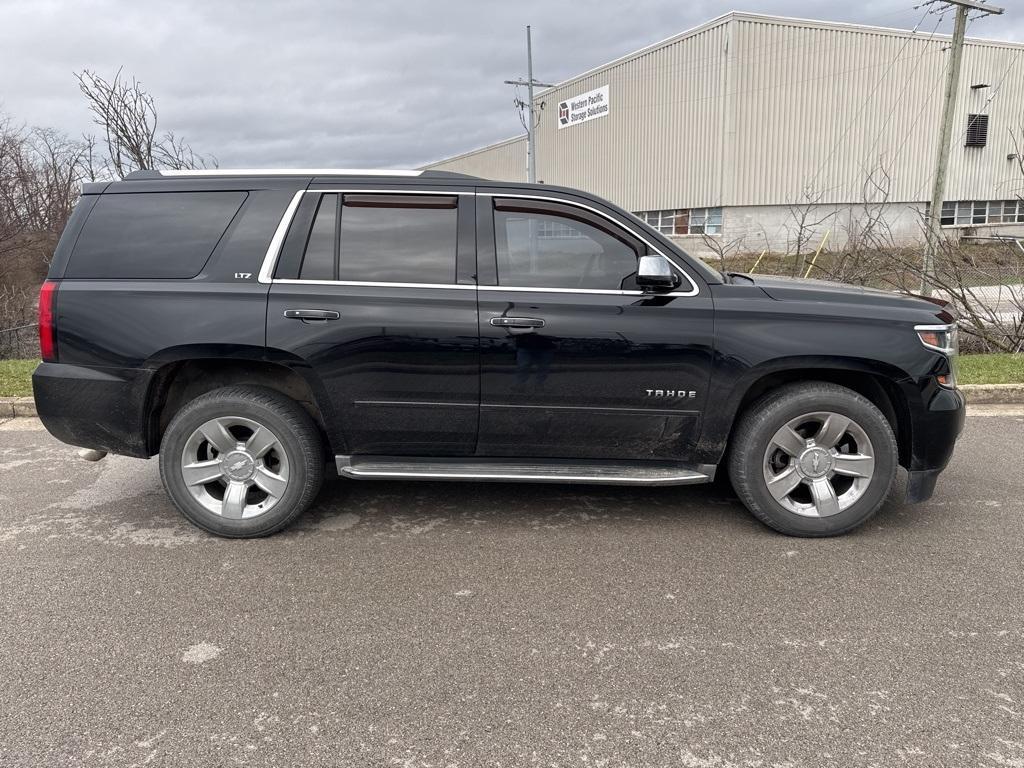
{"left": 504, "top": 26, "right": 554, "bottom": 184}
{"left": 921, "top": 0, "right": 1005, "bottom": 294}
{"left": 805, "top": 6, "right": 935, "bottom": 191}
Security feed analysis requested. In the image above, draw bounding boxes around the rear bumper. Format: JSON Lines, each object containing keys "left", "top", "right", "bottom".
{"left": 32, "top": 362, "right": 154, "bottom": 458}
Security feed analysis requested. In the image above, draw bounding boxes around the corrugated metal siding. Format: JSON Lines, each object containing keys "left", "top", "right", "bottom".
{"left": 422, "top": 136, "right": 527, "bottom": 181}
{"left": 424, "top": 14, "right": 1024, "bottom": 209}
{"left": 534, "top": 20, "right": 729, "bottom": 211}
{"left": 729, "top": 17, "right": 1024, "bottom": 206}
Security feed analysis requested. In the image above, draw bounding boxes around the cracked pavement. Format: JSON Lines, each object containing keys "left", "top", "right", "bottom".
{"left": 0, "top": 409, "right": 1022, "bottom": 767}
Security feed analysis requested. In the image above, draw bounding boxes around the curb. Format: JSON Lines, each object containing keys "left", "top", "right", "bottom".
{"left": 0, "top": 397, "right": 36, "bottom": 418}
{"left": 2, "top": 385, "right": 1023, "bottom": 420}
{"left": 959, "top": 383, "right": 1024, "bottom": 404}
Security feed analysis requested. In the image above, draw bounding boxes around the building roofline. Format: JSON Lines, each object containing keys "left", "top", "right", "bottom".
{"left": 537, "top": 10, "right": 1024, "bottom": 98}
{"left": 535, "top": 12, "right": 738, "bottom": 98}
{"left": 420, "top": 133, "right": 526, "bottom": 169}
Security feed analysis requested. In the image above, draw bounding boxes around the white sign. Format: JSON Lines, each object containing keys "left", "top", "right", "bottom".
{"left": 557, "top": 85, "right": 610, "bottom": 130}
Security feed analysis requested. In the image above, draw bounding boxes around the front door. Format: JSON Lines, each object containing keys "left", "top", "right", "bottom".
{"left": 476, "top": 193, "right": 714, "bottom": 461}
{"left": 266, "top": 189, "right": 479, "bottom": 455}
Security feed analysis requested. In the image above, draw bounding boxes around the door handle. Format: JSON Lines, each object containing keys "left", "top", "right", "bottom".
{"left": 490, "top": 316, "right": 545, "bottom": 328}
{"left": 283, "top": 309, "right": 341, "bottom": 321}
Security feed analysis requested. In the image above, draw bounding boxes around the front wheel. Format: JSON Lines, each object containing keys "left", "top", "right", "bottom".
{"left": 728, "top": 382, "right": 898, "bottom": 537}
{"left": 159, "top": 385, "right": 324, "bottom": 538}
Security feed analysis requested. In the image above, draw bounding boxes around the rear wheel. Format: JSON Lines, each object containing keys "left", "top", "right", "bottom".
{"left": 728, "top": 382, "right": 897, "bottom": 537}
{"left": 159, "top": 385, "right": 324, "bottom": 537}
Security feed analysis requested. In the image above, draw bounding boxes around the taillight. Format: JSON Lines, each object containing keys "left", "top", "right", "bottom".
{"left": 38, "top": 280, "right": 57, "bottom": 362}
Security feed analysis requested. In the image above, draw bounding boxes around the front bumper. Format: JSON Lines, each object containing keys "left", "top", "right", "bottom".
{"left": 903, "top": 383, "right": 966, "bottom": 503}
{"left": 32, "top": 362, "right": 155, "bottom": 458}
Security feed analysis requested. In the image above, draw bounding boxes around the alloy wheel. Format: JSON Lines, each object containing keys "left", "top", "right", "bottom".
{"left": 179, "top": 416, "right": 290, "bottom": 519}
{"left": 761, "top": 411, "right": 875, "bottom": 518}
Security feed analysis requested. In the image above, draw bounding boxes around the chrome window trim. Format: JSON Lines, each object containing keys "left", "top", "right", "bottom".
{"left": 258, "top": 189, "right": 467, "bottom": 285}
{"left": 483, "top": 192, "right": 700, "bottom": 297}
{"left": 478, "top": 285, "right": 647, "bottom": 296}
{"left": 258, "top": 189, "right": 703, "bottom": 297}
{"left": 274, "top": 278, "right": 475, "bottom": 291}
{"left": 258, "top": 190, "right": 305, "bottom": 284}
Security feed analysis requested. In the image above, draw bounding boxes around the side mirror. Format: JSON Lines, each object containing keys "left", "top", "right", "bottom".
{"left": 636, "top": 255, "right": 679, "bottom": 290}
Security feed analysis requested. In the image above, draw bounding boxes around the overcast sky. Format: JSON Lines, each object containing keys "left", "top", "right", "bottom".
{"left": 1, "top": 0, "right": 1020, "bottom": 169}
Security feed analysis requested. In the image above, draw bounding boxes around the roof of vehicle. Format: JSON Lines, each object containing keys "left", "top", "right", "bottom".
{"left": 123, "top": 168, "right": 481, "bottom": 181}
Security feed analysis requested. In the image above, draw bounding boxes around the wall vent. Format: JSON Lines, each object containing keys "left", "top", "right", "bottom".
{"left": 966, "top": 114, "right": 989, "bottom": 147}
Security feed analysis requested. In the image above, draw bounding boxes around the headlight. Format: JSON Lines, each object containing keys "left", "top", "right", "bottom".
{"left": 915, "top": 323, "right": 959, "bottom": 388}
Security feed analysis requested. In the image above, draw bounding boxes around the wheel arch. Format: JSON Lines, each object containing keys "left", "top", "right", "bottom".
{"left": 142, "top": 346, "right": 345, "bottom": 456}
{"left": 705, "top": 358, "right": 913, "bottom": 469}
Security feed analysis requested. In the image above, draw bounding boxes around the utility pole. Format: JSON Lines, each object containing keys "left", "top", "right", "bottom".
{"left": 504, "top": 26, "right": 554, "bottom": 183}
{"left": 921, "top": 0, "right": 1003, "bottom": 295}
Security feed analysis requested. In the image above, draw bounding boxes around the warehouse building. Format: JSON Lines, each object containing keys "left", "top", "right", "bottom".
{"left": 424, "top": 12, "right": 1024, "bottom": 256}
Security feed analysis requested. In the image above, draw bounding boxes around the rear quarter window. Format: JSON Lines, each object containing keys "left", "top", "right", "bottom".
{"left": 66, "top": 191, "right": 247, "bottom": 279}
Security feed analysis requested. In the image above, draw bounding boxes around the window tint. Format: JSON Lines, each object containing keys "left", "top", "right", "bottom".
{"left": 333, "top": 195, "right": 457, "bottom": 284}
{"left": 68, "top": 191, "right": 246, "bottom": 279}
{"left": 299, "top": 194, "right": 337, "bottom": 280}
{"left": 494, "top": 208, "right": 639, "bottom": 290}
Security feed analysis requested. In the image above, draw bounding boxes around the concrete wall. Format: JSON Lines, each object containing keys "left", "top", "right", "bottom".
{"left": 671, "top": 202, "right": 1024, "bottom": 260}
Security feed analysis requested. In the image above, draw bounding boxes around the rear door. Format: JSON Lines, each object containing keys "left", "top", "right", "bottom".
{"left": 266, "top": 187, "right": 479, "bottom": 455}
{"left": 475, "top": 192, "right": 714, "bottom": 461}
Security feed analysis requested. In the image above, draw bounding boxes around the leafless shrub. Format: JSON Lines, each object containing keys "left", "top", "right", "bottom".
{"left": 701, "top": 232, "right": 747, "bottom": 273}
{"left": 886, "top": 225, "right": 1024, "bottom": 353}
{"left": 786, "top": 186, "right": 836, "bottom": 278}
{"left": 812, "top": 163, "right": 897, "bottom": 287}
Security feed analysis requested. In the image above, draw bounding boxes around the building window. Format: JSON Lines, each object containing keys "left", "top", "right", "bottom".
{"left": 929, "top": 200, "right": 1024, "bottom": 227}
{"left": 536, "top": 219, "right": 586, "bottom": 239}
{"left": 636, "top": 209, "right": 683, "bottom": 235}
{"left": 635, "top": 207, "right": 722, "bottom": 235}
{"left": 965, "top": 114, "right": 989, "bottom": 147}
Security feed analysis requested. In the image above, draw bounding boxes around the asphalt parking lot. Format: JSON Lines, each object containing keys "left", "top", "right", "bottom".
{"left": 0, "top": 409, "right": 1022, "bottom": 767}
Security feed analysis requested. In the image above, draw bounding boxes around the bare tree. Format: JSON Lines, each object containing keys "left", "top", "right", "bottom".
{"left": 75, "top": 68, "right": 215, "bottom": 177}
{"left": 0, "top": 119, "right": 91, "bottom": 281}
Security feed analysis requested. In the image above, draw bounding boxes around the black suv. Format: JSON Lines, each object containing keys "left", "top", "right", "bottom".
{"left": 32, "top": 169, "right": 965, "bottom": 538}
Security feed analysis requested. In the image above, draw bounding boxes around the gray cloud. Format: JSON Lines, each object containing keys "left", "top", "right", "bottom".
{"left": 1, "top": 0, "right": 1020, "bottom": 169}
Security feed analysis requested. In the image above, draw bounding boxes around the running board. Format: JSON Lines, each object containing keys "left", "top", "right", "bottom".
{"left": 335, "top": 455, "right": 715, "bottom": 487}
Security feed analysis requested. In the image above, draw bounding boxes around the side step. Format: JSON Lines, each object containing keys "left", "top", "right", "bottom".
{"left": 335, "top": 455, "right": 714, "bottom": 487}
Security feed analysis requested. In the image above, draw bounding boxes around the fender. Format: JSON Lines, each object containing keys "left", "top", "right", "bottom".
{"left": 695, "top": 354, "right": 916, "bottom": 465}
{"left": 142, "top": 344, "right": 349, "bottom": 455}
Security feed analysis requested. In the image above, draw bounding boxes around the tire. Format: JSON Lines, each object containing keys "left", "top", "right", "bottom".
{"left": 728, "top": 382, "right": 897, "bottom": 537}
{"left": 158, "top": 385, "right": 324, "bottom": 538}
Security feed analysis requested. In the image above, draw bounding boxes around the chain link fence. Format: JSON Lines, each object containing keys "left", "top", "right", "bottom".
{"left": 0, "top": 322, "right": 37, "bottom": 359}
{"left": 0, "top": 287, "right": 38, "bottom": 360}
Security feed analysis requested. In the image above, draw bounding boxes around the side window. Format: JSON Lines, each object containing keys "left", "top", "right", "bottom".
{"left": 294, "top": 193, "right": 458, "bottom": 284}
{"left": 338, "top": 194, "right": 457, "bottom": 284}
{"left": 67, "top": 191, "right": 246, "bottom": 279}
{"left": 299, "top": 194, "right": 337, "bottom": 280}
{"left": 493, "top": 202, "right": 640, "bottom": 290}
